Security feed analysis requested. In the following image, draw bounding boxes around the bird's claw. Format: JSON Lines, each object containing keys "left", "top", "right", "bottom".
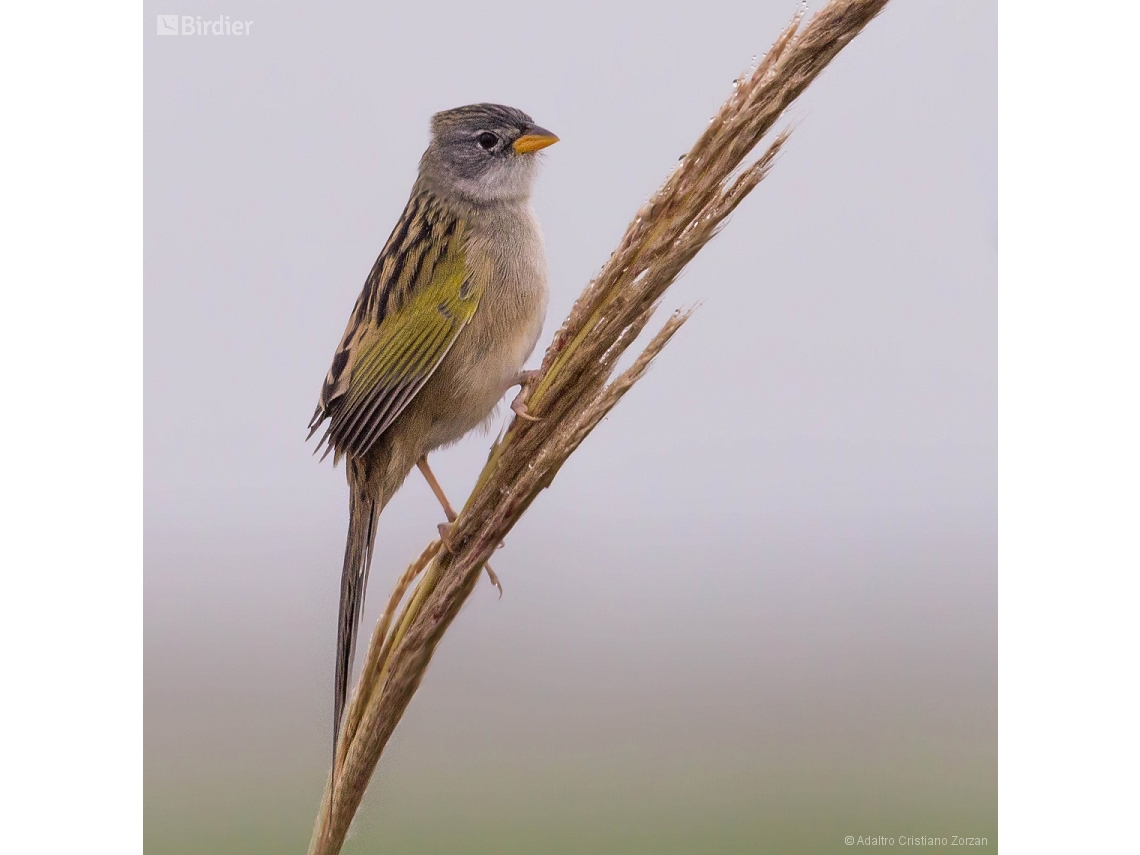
{"left": 510, "top": 396, "right": 541, "bottom": 422}
{"left": 484, "top": 564, "right": 503, "bottom": 597}
{"left": 437, "top": 522, "right": 503, "bottom": 596}
{"left": 510, "top": 370, "right": 543, "bottom": 422}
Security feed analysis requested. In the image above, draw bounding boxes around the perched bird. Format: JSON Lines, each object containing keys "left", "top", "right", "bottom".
{"left": 308, "top": 103, "right": 558, "bottom": 759}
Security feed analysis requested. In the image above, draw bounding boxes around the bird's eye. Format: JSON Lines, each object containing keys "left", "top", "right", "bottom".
{"left": 476, "top": 132, "right": 499, "bottom": 150}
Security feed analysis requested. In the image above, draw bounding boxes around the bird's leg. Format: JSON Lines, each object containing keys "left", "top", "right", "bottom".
{"left": 417, "top": 456, "right": 458, "bottom": 521}
{"left": 416, "top": 456, "right": 502, "bottom": 596}
{"left": 510, "top": 369, "right": 543, "bottom": 422}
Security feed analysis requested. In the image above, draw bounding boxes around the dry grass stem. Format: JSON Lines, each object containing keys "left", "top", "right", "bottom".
{"left": 309, "top": 2, "right": 890, "bottom": 851}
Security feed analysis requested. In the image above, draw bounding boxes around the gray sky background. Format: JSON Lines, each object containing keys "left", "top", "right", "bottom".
{"left": 145, "top": 1, "right": 995, "bottom": 851}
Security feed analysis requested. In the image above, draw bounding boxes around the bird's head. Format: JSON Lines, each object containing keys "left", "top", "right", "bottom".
{"left": 420, "top": 103, "right": 558, "bottom": 204}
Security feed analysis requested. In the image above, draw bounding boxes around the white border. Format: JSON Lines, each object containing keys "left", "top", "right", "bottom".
{"left": 1000, "top": 1, "right": 1139, "bottom": 850}
{"left": 0, "top": 4, "right": 141, "bottom": 852}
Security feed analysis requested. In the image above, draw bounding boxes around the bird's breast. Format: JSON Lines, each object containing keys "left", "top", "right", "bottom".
{"left": 417, "top": 203, "right": 549, "bottom": 449}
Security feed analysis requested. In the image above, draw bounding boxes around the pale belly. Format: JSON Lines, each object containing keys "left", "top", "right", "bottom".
{"left": 413, "top": 206, "right": 548, "bottom": 452}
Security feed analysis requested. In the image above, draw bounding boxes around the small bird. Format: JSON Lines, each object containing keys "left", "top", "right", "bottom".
{"left": 308, "top": 103, "right": 558, "bottom": 759}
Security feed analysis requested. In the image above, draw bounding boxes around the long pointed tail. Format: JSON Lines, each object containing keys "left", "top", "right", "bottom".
{"left": 333, "top": 457, "right": 381, "bottom": 761}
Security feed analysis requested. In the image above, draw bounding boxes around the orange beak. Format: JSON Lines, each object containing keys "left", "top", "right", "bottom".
{"left": 513, "top": 127, "right": 559, "bottom": 154}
